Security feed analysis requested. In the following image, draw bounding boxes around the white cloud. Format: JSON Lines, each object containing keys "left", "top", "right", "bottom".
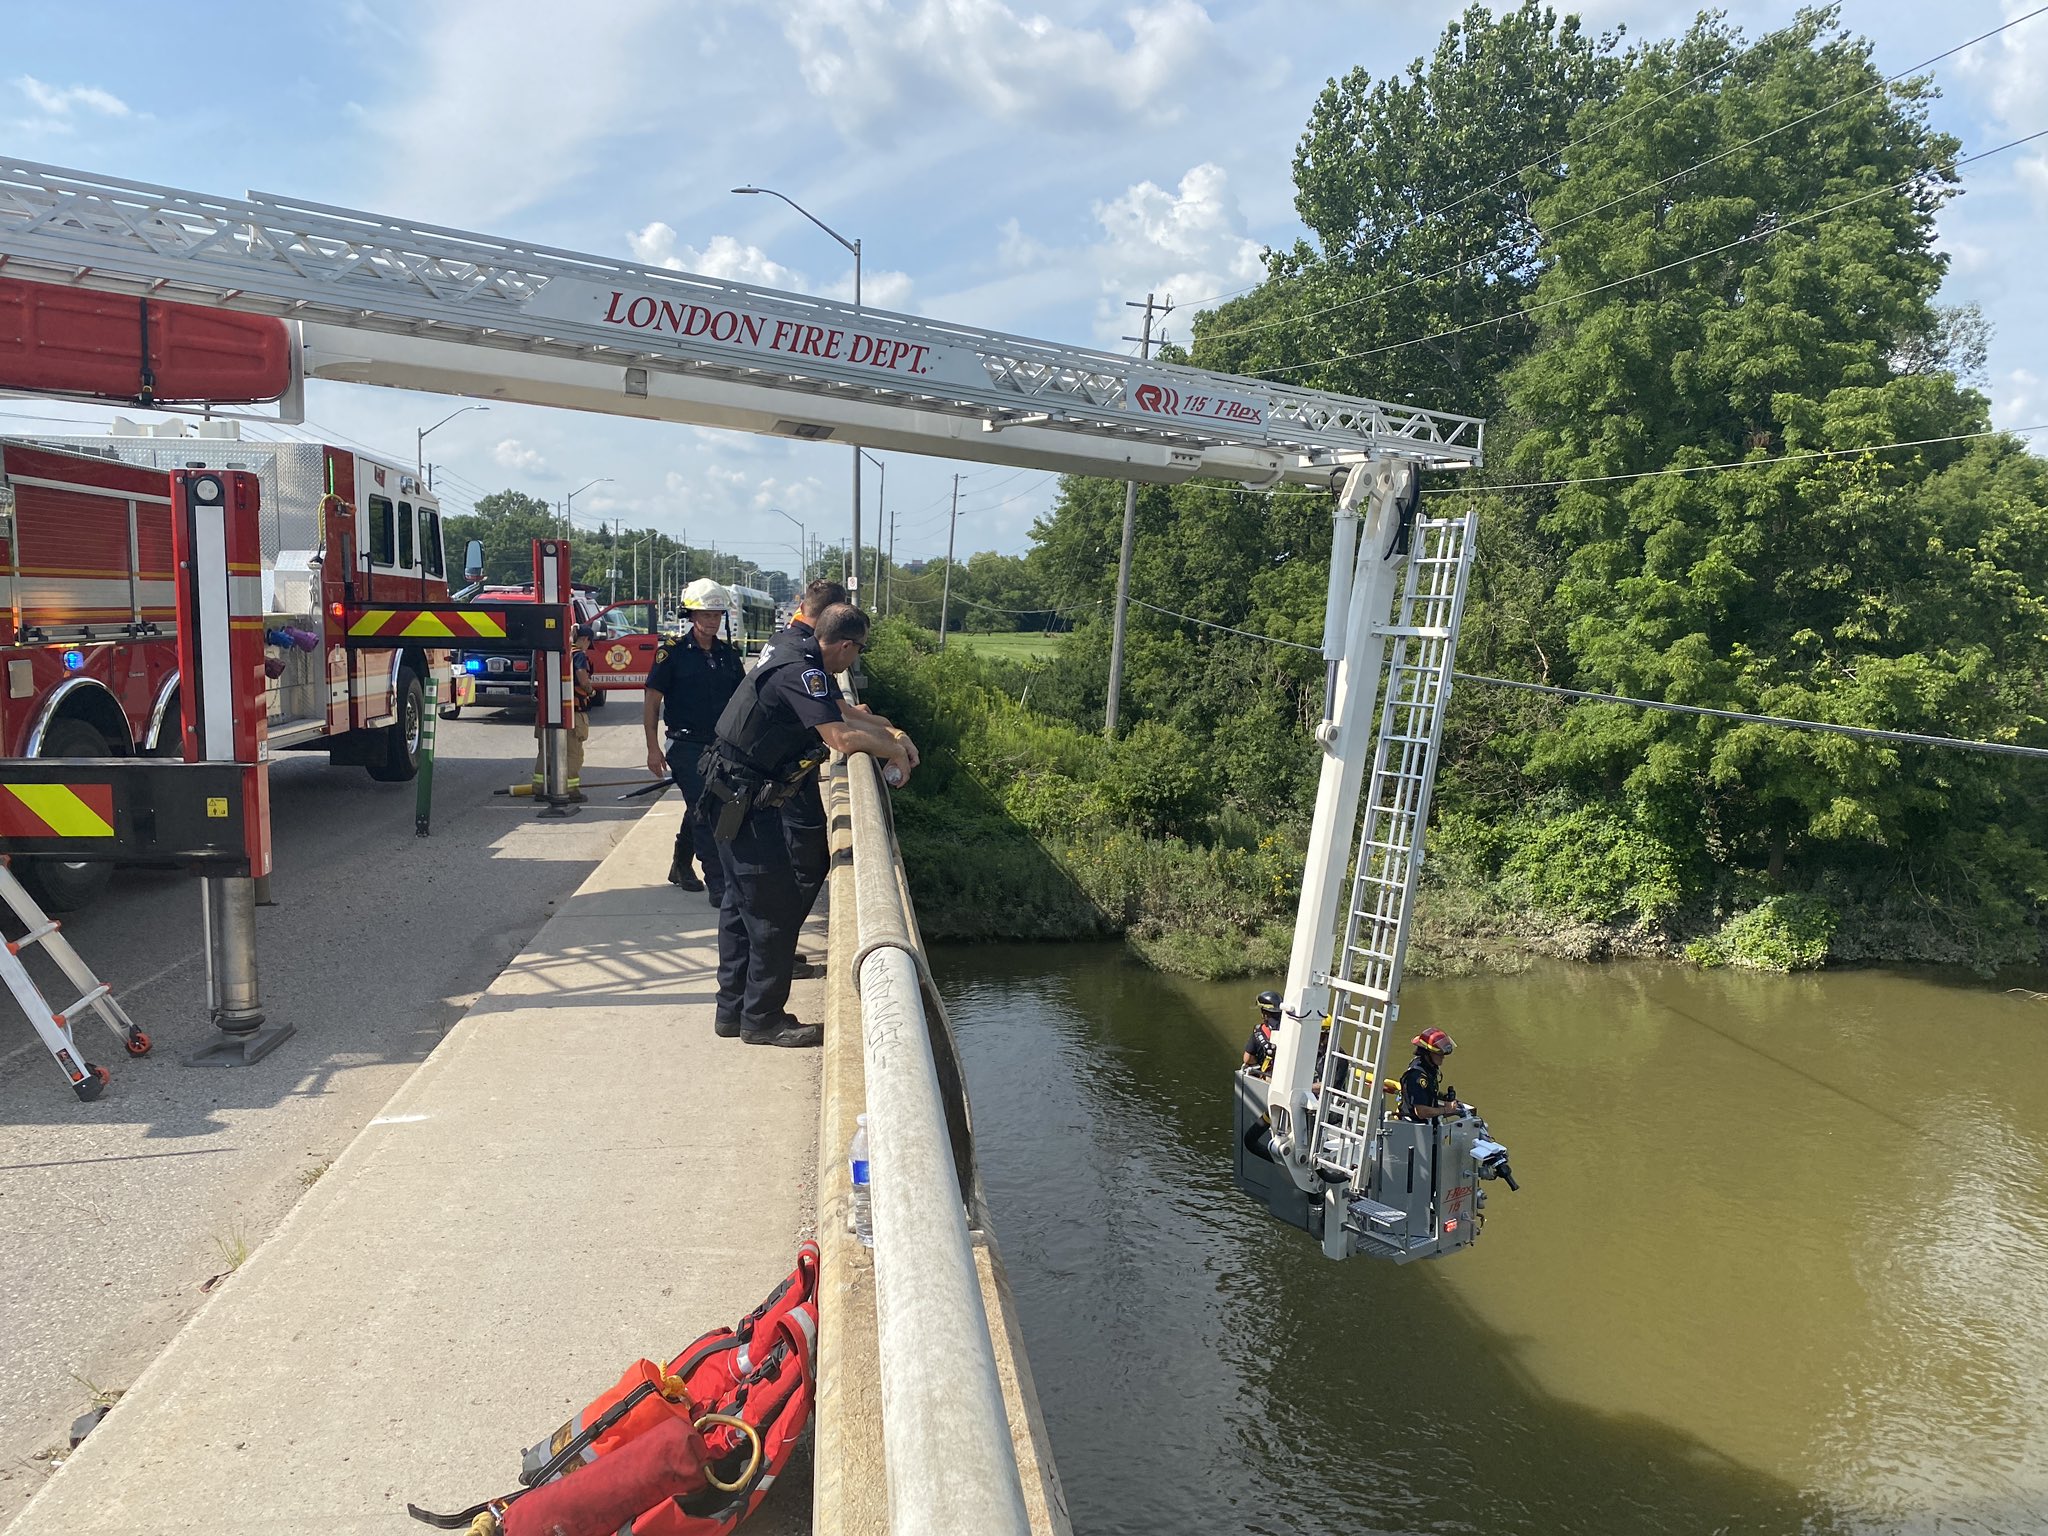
{"left": 1959, "top": 2, "right": 2048, "bottom": 131}
{"left": 2017, "top": 153, "right": 2048, "bottom": 216}
{"left": 1993, "top": 367, "right": 2040, "bottom": 428}
{"left": 946, "top": 162, "right": 1262, "bottom": 343}
{"left": 629, "top": 223, "right": 802, "bottom": 288}
{"left": 1091, "top": 162, "right": 1263, "bottom": 322}
{"left": 493, "top": 438, "right": 551, "bottom": 476}
{"left": 777, "top": 0, "right": 1219, "bottom": 140}
{"left": 10, "top": 75, "right": 135, "bottom": 136}
{"left": 371, "top": 0, "right": 669, "bottom": 225}
{"left": 628, "top": 221, "right": 915, "bottom": 309}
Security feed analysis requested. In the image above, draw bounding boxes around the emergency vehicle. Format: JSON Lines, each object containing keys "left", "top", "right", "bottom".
{"left": 451, "top": 584, "right": 658, "bottom": 707}
{"left": 0, "top": 423, "right": 460, "bottom": 907}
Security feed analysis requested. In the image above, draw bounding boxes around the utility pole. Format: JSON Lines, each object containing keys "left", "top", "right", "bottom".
{"left": 939, "top": 473, "right": 960, "bottom": 651}
{"left": 1105, "top": 291, "right": 1171, "bottom": 737}
{"left": 886, "top": 507, "right": 897, "bottom": 616}
{"left": 607, "top": 521, "right": 615, "bottom": 605}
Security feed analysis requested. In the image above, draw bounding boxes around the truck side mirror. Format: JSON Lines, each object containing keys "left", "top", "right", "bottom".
{"left": 464, "top": 539, "right": 485, "bottom": 581}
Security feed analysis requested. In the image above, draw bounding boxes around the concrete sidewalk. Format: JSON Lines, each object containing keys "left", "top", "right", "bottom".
{"left": 3, "top": 800, "right": 822, "bottom": 1536}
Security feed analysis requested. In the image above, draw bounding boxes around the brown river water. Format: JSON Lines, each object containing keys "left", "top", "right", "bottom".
{"left": 931, "top": 945, "right": 2048, "bottom": 1535}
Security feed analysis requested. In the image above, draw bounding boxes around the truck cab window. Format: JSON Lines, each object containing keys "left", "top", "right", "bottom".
{"left": 398, "top": 501, "right": 416, "bottom": 570}
{"left": 421, "top": 510, "right": 444, "bottom": 578}
{"left": 368, "top": 495, "right": 397, "bottom": 566}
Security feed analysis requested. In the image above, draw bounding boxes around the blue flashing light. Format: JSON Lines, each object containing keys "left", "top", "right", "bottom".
{"left": 62, "top": 649, "right": 84, "bottom": 672}
{"left": 464, "top": 657, "right": 486, "bottom": 674}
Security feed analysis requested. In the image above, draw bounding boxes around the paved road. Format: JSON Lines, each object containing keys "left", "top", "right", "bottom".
{"left": 0, "top": 704, "right": 673, "bottom": 1521}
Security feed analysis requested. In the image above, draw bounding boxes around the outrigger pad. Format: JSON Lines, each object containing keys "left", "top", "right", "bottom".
{"left": 407, "top": 1241, "right": 820, "bottom": 1536}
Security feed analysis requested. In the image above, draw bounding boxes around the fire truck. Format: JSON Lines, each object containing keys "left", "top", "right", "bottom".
{"left": 0, "top": 424, "right": 459, "bottom": 908}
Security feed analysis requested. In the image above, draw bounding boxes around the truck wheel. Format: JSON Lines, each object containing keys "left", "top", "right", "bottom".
{"left": 17, "top": 718, "right": 117, "bottom": 911}
{"left": 366, "top": 668, "right": 425, "bottom": 783}
{"left": 588, "top": 689, "right": 607, "bottom": 709}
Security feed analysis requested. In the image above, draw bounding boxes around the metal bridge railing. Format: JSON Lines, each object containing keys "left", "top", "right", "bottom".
{"left": 817, "top": 751, "right": 1066, "bottom": 1536}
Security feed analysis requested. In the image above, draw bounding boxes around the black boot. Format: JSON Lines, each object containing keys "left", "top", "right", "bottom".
{"left": 668, "top": 852, "right": 704, "bottom": 891}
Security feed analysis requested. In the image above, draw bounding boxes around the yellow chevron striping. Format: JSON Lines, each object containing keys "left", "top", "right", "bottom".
{"left": 400, "top": 613, "right": 456, "bottom": 638}
{"left": 8, "top": 784, "right": 115, "bottom": 837}
{"left": 465, "top": 613, "right": 508, "bottom": 638}
{"left": 347, "top": 609, "right": 395, "bottom": 637}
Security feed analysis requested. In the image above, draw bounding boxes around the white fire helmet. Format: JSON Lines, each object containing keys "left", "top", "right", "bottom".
{"left": 681, "top": 577, "right": 731, "bottom": 612}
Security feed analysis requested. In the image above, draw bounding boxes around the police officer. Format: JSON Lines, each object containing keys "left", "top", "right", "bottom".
{"left": 704, "top": 604, "right": 915, "bottom": 1046}
{"left": 1240, "top": 990, "right": 1283, "bottom": 1077}
{"left": 759, "top": 579, "right": 914, "bottom": 976}
{"left": 1399, "top": 1029, "right": 1465, "bottom": 1121}
{"left": 643, "top": 579, "right": 745, "bottom": 896}
{"left": 759, "top": 580, "right": 847, "bottom": 937}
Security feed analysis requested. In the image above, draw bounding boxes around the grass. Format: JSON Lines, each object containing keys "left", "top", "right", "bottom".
{"left": 211, "top": 1220, "right": 250, "bottom": 1274}
{"left": 944, "top": 631, "right": 1064, "bottom": 663}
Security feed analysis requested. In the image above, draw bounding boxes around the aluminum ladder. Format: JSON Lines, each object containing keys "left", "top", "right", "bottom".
{"left": 1309, "top": 507, "right": 1478, "bottom": 1180}
{"left": 0, "top": 857, "right": 149, "bottom": 1100}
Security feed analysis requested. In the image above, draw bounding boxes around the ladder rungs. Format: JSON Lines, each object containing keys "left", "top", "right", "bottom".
{"left": 6, "top": 919, "right": 59, "bottom": 954}
{"left": 54, "top": 983, "right": 110, "bottom": 1024}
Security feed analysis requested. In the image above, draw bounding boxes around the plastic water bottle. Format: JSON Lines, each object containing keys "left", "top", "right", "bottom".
{"left": 850, "top": 1114, "right": 873, "bottom": 1248}
{"left": 882, "top": 761, "right": 905, "bottom": 788}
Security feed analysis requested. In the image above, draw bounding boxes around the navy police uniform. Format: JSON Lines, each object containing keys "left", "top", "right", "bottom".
{"left": 645, "top": 630, "right": 744, "bottom": 897}
{"left": 704, "top": 631, "right": 841, "bottom": 1041}
{"left": 757, "top": 619, "right": 831, "bottom": 918}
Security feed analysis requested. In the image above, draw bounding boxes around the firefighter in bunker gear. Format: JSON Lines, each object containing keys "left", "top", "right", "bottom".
{"left": 533, "top": 624, "right": 595, "bottom": 800}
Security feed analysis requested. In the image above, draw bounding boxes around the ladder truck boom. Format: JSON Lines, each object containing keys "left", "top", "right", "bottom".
{"left": 0, "top": 158, "right": 1481, "bottom": 487}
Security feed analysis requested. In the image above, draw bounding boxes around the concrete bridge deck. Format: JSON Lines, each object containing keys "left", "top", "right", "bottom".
{"left": 1, "top": 800, "right": 820, "bottom": 1536}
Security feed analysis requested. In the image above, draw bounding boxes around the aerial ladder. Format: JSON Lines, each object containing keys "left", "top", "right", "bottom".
{"left": 0, "top": 160, "right": 1506, "bottom": 1255}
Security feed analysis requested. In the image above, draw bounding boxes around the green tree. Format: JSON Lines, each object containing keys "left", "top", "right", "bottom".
{"left": 1505, "top": 7, "right": 2048, "bottom": 955}
{"left": 443, "top": 490, "right": 558, "bottom": 584}
{"left": 1191, "top": 1, "right": 1621, "bottom": 416}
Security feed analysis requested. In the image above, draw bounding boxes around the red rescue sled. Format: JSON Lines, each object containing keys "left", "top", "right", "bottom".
{"left": 408, "top": 1242, "right": 818, "bottom": 1536}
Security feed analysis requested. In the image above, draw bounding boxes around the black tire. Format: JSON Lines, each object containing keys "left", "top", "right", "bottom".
{"left": 366, "top": 668, "right": 425, "bottom": 783}
{"left": 588, "top": 689, "right": 608, "bottom": 709}
{"left": 148, "top": 692, "right": 184, "bottom": 757}
{"left": 17, "top": 718, "right": 117, "bottom": 911}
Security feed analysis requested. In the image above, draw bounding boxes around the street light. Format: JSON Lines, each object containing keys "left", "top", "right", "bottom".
{"left": 416, "top": 404, "right": 488, "bottom": 480}
{"left": 766, "top": 507, "right": 807, "bottom": 585}
{"left": 563, "top": 476, "right": 611, "bottom": 538}
{"left": 733, "top": 184, "right": 864, "bottom": 599}
{"left": 857, "top": 450, "right": 885, "bottom": 599}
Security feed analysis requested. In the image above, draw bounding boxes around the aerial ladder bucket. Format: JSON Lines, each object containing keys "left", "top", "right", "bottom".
{"left": 1234, "top": 462, "right": 1515, "bottom": 1262}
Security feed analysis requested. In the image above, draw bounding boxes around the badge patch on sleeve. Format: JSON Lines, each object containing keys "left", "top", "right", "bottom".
{"left": 801, "top": 668, "right": 830, "bottom": 697}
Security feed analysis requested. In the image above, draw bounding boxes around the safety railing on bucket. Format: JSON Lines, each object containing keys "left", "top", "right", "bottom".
{"left": 814, "top": 749, "right": 1070, "bottom": 1536}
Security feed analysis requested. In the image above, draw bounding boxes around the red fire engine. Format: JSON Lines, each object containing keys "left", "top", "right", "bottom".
{"left": 0, "top": 429, "right": 460, "bottom": 908}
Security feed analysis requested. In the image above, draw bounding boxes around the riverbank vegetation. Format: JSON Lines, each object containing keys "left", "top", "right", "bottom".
{"left": 871, "top": 4, "right": 2048, "bottom": 979}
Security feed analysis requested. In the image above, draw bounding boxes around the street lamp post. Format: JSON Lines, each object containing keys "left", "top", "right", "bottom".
{"left": 733, "top": 185, "right": 863, "bottom": 600}
{"left": 416, "top": 404, "right": 488, "bottom": 478}
{"left": 857, "top": 449, "right": 885, "bottom": 600}
{"left": 766, "top": 507, "right": 807, "bottom": 586}
{"left": 564, "top": 476, "right": 611, "bottom": 541}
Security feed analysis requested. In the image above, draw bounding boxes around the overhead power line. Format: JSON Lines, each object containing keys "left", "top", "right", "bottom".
{"left": 1421, "top": 422, "right": 2048, "bottom": 495}
{"left": 1454, "top": 673, "right": 2048, "bottom": 762}
{"left": 1203, "top": 6, "right": 2047, "bottom": 348}
{"left": 1256, "top": 127, "right": 2048, "bottom": 378}
{"left": 1123, "top": 596, "right": 2048, "bottom": 762}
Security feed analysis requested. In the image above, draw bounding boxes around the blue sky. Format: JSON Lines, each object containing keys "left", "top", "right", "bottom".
{"left": 3, "top": 0, "right": 2042, "bottom": 582}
